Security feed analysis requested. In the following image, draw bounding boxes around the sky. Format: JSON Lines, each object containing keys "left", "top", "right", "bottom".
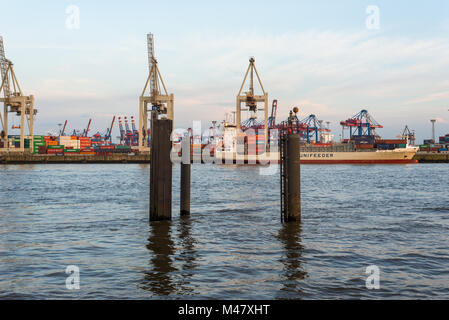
{"left": 1, "top": 0, "right": 449, "bottom": 143}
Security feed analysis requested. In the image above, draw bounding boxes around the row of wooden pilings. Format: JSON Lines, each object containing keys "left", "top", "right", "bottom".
{"left": 149, "top": 113, "right": 300, "bottom": 222}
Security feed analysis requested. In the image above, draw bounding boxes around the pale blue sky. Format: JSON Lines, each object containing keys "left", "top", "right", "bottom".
{"left": 1, "top": 0, "right": 449, "bottom": 142}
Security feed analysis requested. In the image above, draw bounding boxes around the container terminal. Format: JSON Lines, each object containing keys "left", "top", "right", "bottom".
{"left": 0, "top": 35, "right": 447, "bottom": 164}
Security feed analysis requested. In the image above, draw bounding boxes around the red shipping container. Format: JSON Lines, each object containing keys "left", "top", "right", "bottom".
{"left": 377, "top": 139, "right": 407, "bottom": 144}
{"left": 38, "top": 146, "right": 48, "bottom": 154}
{"left": 355, "top": 144, "right": 374, "bottom": 149}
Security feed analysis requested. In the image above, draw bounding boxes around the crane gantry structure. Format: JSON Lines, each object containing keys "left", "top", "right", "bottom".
{"left": 138, "top": 33, "right": 174, "bottom": 152}
{"left": 401, "top": 125, "right": 415, "bottom": 145}
{"left": 340, "top": 109, "right": 383, "bottom": 138}
{"left": 300, "top": 114, "right": 330, "bottom": 143}
{"left": 236, "top": 57, "right": 269, "bottom": 148}
{"left": 0, "top": 36, "right": 37, "bottom": 152}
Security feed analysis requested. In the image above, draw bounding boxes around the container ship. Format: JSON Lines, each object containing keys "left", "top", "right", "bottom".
{"left": 213, "top": 131, "right": 418, "bottom": 164}
{"left": 212, "top": 113, "right": 419, "bottom": 164}
{"left": 297, "top": 140, "right": 418, "bottom": 164}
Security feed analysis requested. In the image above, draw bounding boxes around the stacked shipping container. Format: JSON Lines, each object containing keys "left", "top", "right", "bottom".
{"left": 2, "top": 134, "right": 138, "bottom": 156}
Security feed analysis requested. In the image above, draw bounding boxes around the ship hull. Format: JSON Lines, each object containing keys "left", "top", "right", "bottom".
{"left": 213, "top": 148, "right": 418, "bottom": 164}
{"left": 300, "top": 159, "right": 417, "bottom": 164}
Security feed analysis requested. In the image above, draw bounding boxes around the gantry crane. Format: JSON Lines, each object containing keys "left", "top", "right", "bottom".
{"left": 300, "top": 114, "right": 330, "bottom": 143}
{"left": 104, "top": 116, "right": 115, "bottom": 143}
{"left": 118, "top": 116, "right": 125, "bottom": 144}
{"left": 268, "top": 99, "right": 278, "bottom": 129}
{"left": 340, "top": 109, "right": 383, "bottom": 138}
{"left": 138, "top": 33, "right": 174, "bottom": 152}
{"left": 124, "top": 117, "right": 132, "bottom": 146}
{"left": 236, "top": 57, "right": 269, "bottom": 148}
{"left": 401, "top": 125, "right": 415, "bottom": 145}
{"left": 60, "top": 120, "right": 68, "bottom": 136}
{"left": 0, "top": 36, "right": 37, "bottom": 152}
{"left": 131, "top": 116, "right": 138, "bottom": 146}
{"left": 83, "top": 119, "right": 92, "bottom": 137}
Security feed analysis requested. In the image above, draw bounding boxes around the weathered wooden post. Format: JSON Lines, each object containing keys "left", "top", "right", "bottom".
{"left": 150, "top": 113, "right": 173, "bottom": 221}
{"left": 180, "top": 136, "right": 191, "bottom": 216}
{"left": 280, "top": 109, "right": 301, "bottom": 222}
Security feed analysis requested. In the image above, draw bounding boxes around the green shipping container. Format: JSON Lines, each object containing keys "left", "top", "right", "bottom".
{"left": 48, "top": 145, "right": 64, "bottom": 149}
{"left": 398, "top": 144, "right": 406, "bottom": 148}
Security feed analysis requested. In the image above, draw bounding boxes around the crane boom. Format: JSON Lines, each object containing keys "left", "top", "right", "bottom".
{"left": 268, "top": 99, "right": 278, "bottom": 128}
{"left": 84, "top": 118, "right": 92, "bottom": 137}
{"left": 139, "top": 33, "right": 174, "bottom": 151}
{"left": 109, "top": 115, "right": 116, "bottom": 136}
{"left": 147, "top": 33, "right": 156, "bottom": 96}
{"left": 61, "top": 120, "right": 67, "bottom": 136}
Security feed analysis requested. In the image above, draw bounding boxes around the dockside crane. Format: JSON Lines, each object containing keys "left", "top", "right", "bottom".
{"left": 104, "top": 116, "right": 115, "bottom": 143}
{"left": 340, "top": 109, "right": 383, "bottom": 137}
{"left": 59, "top": 120, "right": 68, "bottom": 136}
{"left": 118, "top": 117, "right": 125, "bottom": 144}
{"left": 124, "top": 116, "right": 132, "bottom": 145}
{"left": 83, "top": 118, "right": 92, "bottom": 137}
{"left": 300, "top": 114, "right": 329, "bottom": 143}
{"left": 268, "top": 99, "right": 278, "bottom": 129}
{"left": 0, "top": 36, "right": 38, "bottom": 152}
{"left": 139, "top": 33, "right": 174, "bottom": 152}
{"left": 131, "top": 116, "right": 138, "bottom": 146}
{"left": 236, "top": 57, "right": 269, "bottom": 147}
{"left": 401, "top": 125, "right": 415, "bottom": 145}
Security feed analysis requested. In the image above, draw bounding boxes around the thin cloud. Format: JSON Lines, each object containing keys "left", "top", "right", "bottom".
{"left": 15, "top": 30, "right": 449, "bottom": 142}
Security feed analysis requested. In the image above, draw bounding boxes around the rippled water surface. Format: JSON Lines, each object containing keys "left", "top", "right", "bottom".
{"left": 0, "top": 163, "right": 448, "bottom": 299}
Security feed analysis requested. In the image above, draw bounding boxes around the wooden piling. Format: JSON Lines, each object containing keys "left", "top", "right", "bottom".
{"left": 180, "top": 137, "right": 191, "bottom": 216}
{"left": 280, "top": 132, "right": 301, "bottom": 222}
{"left": 286, "top": 133, "right": 301, "bottom": 221}
{"left": 150, "top": 115, "right": 173, "bottom": 221}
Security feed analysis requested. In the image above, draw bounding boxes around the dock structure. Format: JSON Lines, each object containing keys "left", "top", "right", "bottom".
{"left": 0, "top": 153, "right": 150, "bottom": 164}
{"left": 414, "top": 152, "right": 449, "bottom": 163}
{"left": 149, "top": 115, "right": 173, "bottom": 221}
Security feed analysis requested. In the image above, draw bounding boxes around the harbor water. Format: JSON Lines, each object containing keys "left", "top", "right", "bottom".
{"left": 0, "top": 163, "right": 448, "bottom": 299}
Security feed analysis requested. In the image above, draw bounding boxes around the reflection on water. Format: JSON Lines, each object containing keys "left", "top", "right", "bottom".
{"left": 141, "top": 221, "right": 176, "bottom": 296}
{"left": 1, "top": 163, "right": 448, "bottom": 299}
{"left": 141, "top": 217, "right": 198, "bottom": 297}
{"left": 176, "top": 216, "right": 198, "bottom": 295}
{"left": 277, "top": 222, "right": 307, "bottom": 297}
